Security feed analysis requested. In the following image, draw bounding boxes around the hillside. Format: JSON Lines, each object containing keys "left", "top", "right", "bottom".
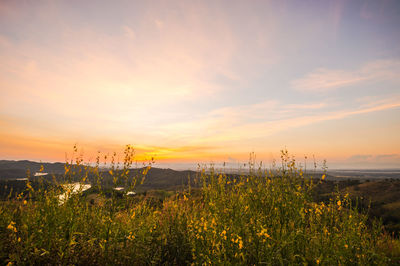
{"left": 1, "top": 160, "right": 400, "bottom": 235}
{"left": 0, "top": 160, "right": 66, "bottom": 178}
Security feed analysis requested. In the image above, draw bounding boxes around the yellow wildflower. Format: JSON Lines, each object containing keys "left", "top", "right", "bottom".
{"left": 221, "top": 230, "right": 227, "bottom": 240}
{"left": 127, "top": 232, "right": 135, "bottom": 240}
{"left": 211, "top": 218, "right": 216, "bottom": 226}
{"left": 257, "top": 228, "right": 270, "bottom": 239}
{"left": 238, "top": 239, "right": 243, "bottom": 249}
{"left": 7, "top": 221, "right": 17, "bottom": 233}
{"left": 26, "top": 182, "right": 33, "bottom": 191}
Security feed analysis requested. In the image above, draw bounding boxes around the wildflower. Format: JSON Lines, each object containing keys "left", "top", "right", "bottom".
{"left": 257, "top": 228, "right": 270, "bottom": 239}
{"left": 221, "top": 230, "right": 227, "bottom": 240}
{"left": 238, "top": 239, "right": 243, "bottom": 249}
{"left": 321, "top": 174, "right": 326, "bottom": 180}
{"left": 344, "top": 244, "right": 348, "bottom": 249}
{"left": 26, "top": 182, "right": 33, "bottom": 191}
{"left": 337, "top": 200, "right": 341, "bottom": 206}
{"left": 127, "top": 232, "right": 135, "bottom": 240}
{"left": 7, "top": 221, "right": 17, "bottom": 233}
{"left": 23, "top": 200, "right": 27, "bottom": 205}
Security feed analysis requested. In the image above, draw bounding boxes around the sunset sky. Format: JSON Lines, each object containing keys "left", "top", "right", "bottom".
{"left": 1, "top": 0, "right": 400, "bottom": 169}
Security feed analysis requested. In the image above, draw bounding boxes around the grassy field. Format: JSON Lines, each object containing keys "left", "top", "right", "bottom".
{"left": 1, "top": 148, "right": 399, "bottom": 265}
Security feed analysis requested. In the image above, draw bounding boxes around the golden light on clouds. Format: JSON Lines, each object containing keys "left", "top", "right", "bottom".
{"left": 1, "top": 1, "right": 400, "bottom": 168}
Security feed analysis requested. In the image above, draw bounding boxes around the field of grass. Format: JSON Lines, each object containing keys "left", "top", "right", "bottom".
{"left": 1, "top": 148, "right": 399, "bottom": 265}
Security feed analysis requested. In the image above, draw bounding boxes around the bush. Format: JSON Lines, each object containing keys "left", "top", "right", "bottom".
{"left": 0, "top": 148, "right": 395, "bottom": 265}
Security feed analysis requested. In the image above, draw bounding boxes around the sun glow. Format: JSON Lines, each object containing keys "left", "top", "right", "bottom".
{"left": 1, "top": 1, "right": 399, "bottom": 168}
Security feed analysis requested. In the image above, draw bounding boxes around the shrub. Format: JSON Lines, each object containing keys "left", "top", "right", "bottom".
{"left": 0, "top": 148, "right": 395, "bottom": 265}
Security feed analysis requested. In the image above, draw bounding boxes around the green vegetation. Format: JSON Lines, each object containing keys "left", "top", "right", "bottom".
{"left": 1, "top": 147, "right": 399, "bottom": 265}
{"left": 313, "top": 178, "right": 400, "bottom": 236}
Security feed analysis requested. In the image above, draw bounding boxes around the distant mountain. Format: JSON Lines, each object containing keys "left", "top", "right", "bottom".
{"left": 0, "top": 160, "right": 65, "bottom": 172}
{"left": 0, "top": 160, "right": 199, "bottom": 190}
{"left": 0, "top": 160, "right": 66, "bottom": 179}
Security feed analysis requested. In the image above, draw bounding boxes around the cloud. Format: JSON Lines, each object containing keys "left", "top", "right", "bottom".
{"left": 329, "top": 0, "right": 345, "bottom": 38}
{"left": 1, "top": 1, "right": 399, "bottom": 165}
{"left": 154, "top": 19, "right": 164, "bottom": 29}
{"left": 360, "top": 1, "right": 388, "bottom": 20}
{"left": 347, "top": 154, "right": 400, "bottom": 164}
{"left": 292, "top": 60, "right": 400, "bottom": 92}
{"left": 348, "top": 154, "right": 372, "bottom": 161}
{"left": 0, "top": 2, "right": 240, "bottom": 104}
{"left": 129, "top": 144, "right": 221, "bottom": 162}
{"left": 157, "top": 96, "right": 400, "bottom": 145}
{"left": 155, "top": 99, "right": 331, "bottom": 142}
{"left": 122, "top": 25, "right": 136, "bottom": 40}
{"left": 375, "top": 154, "right": 400, "bottom": 161}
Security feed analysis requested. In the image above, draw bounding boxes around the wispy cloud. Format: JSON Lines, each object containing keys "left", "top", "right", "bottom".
{"left": 347, "top": 153, "right": 400, "bottom": 165}
{"left": 329, "top": 0, "right": 345, "bottom": 38}
{"left": 158, "top": 96, "right": 400, "bottom": 146}
{"left": 1, "top": 1, "right": 400, "bottom": 166}
{"left": 292, "top": 60, "right": 400, "bottom": 92}
{"left": 122, "top": 25, "right": 136, "bottom": 40}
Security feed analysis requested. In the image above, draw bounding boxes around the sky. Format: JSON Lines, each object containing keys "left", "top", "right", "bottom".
{"left": 1, "top": 0, "right": 400, "bottom": 169}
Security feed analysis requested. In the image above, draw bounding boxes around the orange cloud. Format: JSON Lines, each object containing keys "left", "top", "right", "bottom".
{"left": 292, "top": 60, "right": 400, "bottom": 92}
